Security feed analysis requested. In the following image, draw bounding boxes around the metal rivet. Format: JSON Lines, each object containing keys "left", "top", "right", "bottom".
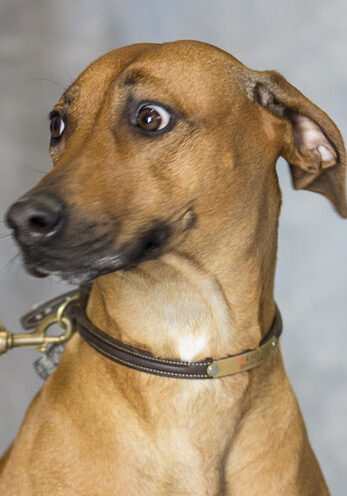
{"left": 208, "top": 364, "right": 219, "bottom": 377}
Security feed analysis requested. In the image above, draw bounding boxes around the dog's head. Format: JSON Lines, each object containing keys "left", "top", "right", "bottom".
{"left": 5, "top": 41, "right": 346, "bottom": 284}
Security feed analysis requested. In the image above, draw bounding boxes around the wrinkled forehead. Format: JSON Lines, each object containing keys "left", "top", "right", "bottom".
{"left": 56, "top": 41, "right": 247, "bottom": 113}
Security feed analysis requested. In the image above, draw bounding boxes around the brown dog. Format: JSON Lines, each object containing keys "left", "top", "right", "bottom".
{"left": 0, "top": 40, "right": 346, "bottom": 495}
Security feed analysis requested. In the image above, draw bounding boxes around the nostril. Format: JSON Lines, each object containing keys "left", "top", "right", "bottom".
{"left": 5, "top": 193, "right": 66, "bottom": 240}
{"left": 30, "top": 215, "right": 48, "bottom": 229}
{"left": 27, "top": 208, "right": 61, "bottom": 234}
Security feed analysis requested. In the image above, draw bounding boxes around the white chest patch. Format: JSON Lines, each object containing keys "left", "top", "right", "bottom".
{"left": 177, "top": 334, "right": 208, "bottom": 362}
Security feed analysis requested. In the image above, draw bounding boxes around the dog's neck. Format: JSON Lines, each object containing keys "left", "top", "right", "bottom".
{"left": 86, "top": 221, "right": 278, "bottom": 362}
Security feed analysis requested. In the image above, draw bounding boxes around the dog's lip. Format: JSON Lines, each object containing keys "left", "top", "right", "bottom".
{"left": 23, "top": 250, "right": 120, "bottom": 273}
{"left": 23, "top": 253, "right": 122, "bottom": 284}
{"left": 16, "top": 228, "right": 116, "bottom": 269}
{"left": 19, "top": 235, "right": 129, "bottom": 283}
{"left": 25, "top": 264, "right": 50, "bottom": 278}
{"left": 17, "top": 220, "right": 173, "bottom": 283}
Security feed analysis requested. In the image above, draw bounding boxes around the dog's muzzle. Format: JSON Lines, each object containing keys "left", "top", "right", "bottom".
{"left": 5, "top": 191, "right": 173, "bottom": 284}
{"left": 5, "top": 191, "right": 115, "bottom": 281}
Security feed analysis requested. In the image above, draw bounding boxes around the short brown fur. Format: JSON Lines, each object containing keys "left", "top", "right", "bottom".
{"left": 1, "top": 40, "right": 346, "bottom": 495}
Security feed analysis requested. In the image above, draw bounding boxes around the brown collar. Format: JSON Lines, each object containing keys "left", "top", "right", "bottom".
{"left": 67, "top": 297, "right": 282, "bottom": 380}
{"left": 17, "top": 288, "right": 282, "bottom": 379}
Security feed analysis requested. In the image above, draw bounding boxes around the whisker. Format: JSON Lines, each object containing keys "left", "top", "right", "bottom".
{"left": 6, "top": 252, "right": 20, "bottom": 267}
{"left": 23, "top": 164, "right": 48, "bottom": 174}
{"left": 0, "top": 252, "right": 21, "bottom": 280}
{"left": 30, "top": 77, "right": 64, "bottom": 88}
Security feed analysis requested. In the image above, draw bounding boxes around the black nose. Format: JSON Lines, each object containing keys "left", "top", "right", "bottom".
{"left": 5, "top": 192, "right": 66, "bottom": 243}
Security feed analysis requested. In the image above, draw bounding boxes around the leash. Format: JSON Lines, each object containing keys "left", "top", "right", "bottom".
{"left": 0, "top": 289, "right": 282, "bottom": 379}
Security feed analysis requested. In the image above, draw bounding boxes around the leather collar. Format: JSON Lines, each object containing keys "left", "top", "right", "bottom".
{"left": 67, "top": 297, "right": 282, "bottom": 379}
{"left": 2, "top": 288, "right": 281, "bottom": 380}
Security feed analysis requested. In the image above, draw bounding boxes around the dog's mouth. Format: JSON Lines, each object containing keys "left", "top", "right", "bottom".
{"left": 6, "top": 190, "right": 194, "bottom": 284}
{"left": 17, "top": 221, "right": 173, "bottom": 285}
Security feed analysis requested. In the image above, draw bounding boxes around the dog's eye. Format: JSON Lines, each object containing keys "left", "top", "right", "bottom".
{"left": 50, "top": 114, "right": 65, "bottom": 140}
{"left": 136, "top": 104, "right": 171, "bottom": 132}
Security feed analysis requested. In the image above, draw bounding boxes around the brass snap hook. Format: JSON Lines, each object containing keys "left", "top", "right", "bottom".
{"left": 0, "top": 294, "right": 79, "bottom": 356}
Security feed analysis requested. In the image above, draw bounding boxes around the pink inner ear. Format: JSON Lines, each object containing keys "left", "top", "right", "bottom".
{"left": 290, "top": 112, "right": 337, "bottom": 167}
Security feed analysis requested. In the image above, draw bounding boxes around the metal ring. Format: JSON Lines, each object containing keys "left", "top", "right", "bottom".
{"left": 56, "top": 295, "right": 80, "bottom": 328}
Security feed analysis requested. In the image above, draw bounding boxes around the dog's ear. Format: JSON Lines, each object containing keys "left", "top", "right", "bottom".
{"left": 253, "top": 70, "right": 347, "bottom": 218}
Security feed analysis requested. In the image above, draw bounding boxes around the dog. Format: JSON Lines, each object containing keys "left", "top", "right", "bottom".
{"left": 0, "top": 40, "right": 345, "bottom": 495}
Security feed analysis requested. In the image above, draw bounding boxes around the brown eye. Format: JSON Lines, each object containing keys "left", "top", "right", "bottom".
{"left": 50, "top": 114, "right": 65, "bottom": 140}
{"left": 136, "top": 104, "right": 171, "bottom": 132}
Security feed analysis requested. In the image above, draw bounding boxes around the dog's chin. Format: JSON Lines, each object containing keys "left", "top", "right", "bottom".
{"left": 24, "top": 256, "right": 124, "bottom": 285}
{"left": 25, "top": 265, "right": 50, "bottom": 278}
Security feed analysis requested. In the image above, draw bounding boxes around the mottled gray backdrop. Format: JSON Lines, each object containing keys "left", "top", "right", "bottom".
{"left": 0, "top": 0, "right": 346, "bottom": 493}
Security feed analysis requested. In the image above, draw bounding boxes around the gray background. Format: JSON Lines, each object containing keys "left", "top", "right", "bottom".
{"left": 0, "top": 0, "right": 346, "bottom": 493}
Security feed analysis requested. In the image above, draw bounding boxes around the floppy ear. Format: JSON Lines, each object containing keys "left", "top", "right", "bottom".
{"left": 253, "top": 70, "right": 347, "bottom": 218}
